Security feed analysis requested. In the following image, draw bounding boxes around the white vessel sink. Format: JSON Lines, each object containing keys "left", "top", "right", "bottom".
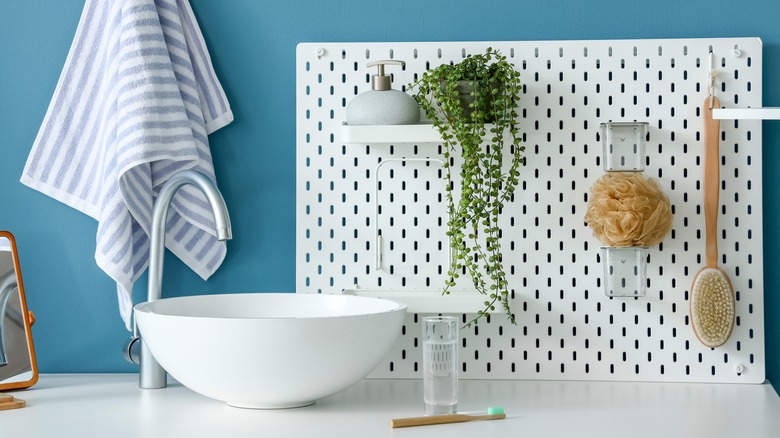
{"left": 134, "top": 293, "right": 406, "bottom": 409}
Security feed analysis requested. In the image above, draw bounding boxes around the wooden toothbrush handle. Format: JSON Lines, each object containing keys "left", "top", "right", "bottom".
{"left": 390, "top": 413, "right": 506, "bottom": 428}
{"left": 703, "top": 97, "right": 721, "bottom": 268}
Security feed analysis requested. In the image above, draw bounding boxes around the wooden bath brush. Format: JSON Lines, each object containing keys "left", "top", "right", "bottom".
{"left": 690, "top": 96, "right": 735, "bottom": 348}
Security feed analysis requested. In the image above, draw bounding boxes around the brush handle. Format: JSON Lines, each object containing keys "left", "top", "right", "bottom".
{"left": 703, "top": 97, "right": 721, "bottom": 268}
{"left": 390, "top": 413, "right": 506, "bottom": 428}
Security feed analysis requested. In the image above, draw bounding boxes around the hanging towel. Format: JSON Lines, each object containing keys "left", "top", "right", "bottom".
{"left": 21, "top": 0, "right": 233, "bottom": 330}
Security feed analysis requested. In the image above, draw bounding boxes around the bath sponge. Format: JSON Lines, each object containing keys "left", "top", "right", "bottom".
{"left": 584, "top": 172, "right": 673, "bottom": 247}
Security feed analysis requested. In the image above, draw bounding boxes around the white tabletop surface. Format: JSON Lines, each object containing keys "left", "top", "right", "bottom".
{"left": 1, "top": 374, "right": 779, "bottom": 437}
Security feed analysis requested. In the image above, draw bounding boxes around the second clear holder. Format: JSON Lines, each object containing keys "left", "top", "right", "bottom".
{"left": 601, "top": 121, "right": 648, "bottom": 172}
{"left": 602, "top": 246, "right": 648, "bottom": 297}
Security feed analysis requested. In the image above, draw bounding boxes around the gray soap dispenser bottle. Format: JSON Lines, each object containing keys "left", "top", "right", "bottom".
{"left": 346, "top": 60, "right": 421, "bottom": 126}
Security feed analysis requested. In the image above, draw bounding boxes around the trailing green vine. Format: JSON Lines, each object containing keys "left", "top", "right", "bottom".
{"left": 408, "top": 48, "right": 524, "bottom": 327}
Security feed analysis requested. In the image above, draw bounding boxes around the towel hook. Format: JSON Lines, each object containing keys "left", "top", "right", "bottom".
{"left": 374, "top": 158, "right": 447, "bottom": 271}
{"left": 707, "top": 50, "right": 718, "bottom": 109}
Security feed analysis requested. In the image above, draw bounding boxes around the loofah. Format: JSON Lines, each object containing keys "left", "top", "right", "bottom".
{"left": 690, "top": 268, "right": 735, "bottom": 347}
{"left": 584, "top": 172, "right": 673, "bottom": 247}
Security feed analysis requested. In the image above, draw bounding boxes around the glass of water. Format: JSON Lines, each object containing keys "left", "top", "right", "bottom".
{"left": 422, "top": 316, "right": 459, "bottom": 415}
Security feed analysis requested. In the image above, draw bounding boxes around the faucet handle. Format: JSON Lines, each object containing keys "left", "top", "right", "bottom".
{"left": 123, "top": 336, "right": 140, "bottom": 365}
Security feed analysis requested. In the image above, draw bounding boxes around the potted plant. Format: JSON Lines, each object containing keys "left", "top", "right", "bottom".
{"left": 408, "top": 48, "right": 524, "bottom": 326}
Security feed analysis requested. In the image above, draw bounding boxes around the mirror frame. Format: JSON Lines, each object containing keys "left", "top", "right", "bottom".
{"left": 0, "top": 231, "right": 38, "bottom": 391}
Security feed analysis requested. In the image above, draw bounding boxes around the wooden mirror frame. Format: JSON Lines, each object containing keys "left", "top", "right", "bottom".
{"left": 0, "top": 231, "right": 38, "bottom": 391}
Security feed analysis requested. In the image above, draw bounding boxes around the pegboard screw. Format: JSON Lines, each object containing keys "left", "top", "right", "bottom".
{"left": 316, "top": 48, "right": 326, "bottom": 59}
{"left": 732, "top": 47, "right": 743, "bottom": 58}
{"left": 735, "top": 363, "right": 745, "bottom": 375}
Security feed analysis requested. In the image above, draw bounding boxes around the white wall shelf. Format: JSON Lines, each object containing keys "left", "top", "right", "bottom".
{"left": 340, "top": 123, "right": 442, "bottom": 143}
{"left": 340, "top": 123, "right": 504, "bottom": 144}
{"left": 713, "top": 107, "right": 780, "bottom": 120}
{"left": 342, "top": 289, "right": 487, "bottom": 314}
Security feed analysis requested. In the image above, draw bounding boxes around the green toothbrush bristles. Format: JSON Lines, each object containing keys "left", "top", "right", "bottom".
{"left": 487, "top": 406, "right": 504, "bottom": 415}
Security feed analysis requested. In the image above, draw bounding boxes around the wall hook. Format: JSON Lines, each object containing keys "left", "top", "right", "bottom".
{"left": 708, "top": 50, "right": 718, "bottom": 110}
{"left": 374, "top": 158, "right": 445, "bottom": 271}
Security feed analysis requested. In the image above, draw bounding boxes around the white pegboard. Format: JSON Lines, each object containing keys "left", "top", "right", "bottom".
{"left": 295, "top": 38, "right": 765, "bottom": 384}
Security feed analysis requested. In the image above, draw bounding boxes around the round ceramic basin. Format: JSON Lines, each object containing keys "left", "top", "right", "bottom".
{"left": 134, "top": 293, "right": 406, "bottom": 409}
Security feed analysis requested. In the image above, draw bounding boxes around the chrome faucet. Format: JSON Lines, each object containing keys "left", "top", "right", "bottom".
{"left": 128, "top": 170, "right": 232, "bottom": 389}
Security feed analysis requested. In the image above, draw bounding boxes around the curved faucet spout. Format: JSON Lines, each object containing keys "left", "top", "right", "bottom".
{"left": 146, "top": 171, "right": 232, "bottom": 303}
{"left": 140, "top": 170, "right": 232, "bottom": 389}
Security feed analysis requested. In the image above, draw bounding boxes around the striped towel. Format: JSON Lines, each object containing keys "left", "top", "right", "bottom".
{"left": 21, "top": 0, "right": 233, "bottom": 330}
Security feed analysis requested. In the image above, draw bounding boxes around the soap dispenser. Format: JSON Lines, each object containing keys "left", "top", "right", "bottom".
{"left": 346, "top": 60, "right": 421, "bottom": 126}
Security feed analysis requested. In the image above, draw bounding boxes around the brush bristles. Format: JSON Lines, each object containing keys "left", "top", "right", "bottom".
{"left": 691, "top": 269, "right": 735, "bottom": 347}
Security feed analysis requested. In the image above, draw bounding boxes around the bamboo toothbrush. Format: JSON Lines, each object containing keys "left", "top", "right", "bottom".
{"left": 390, "top": 407, "right": 506, "bottom": 428}
{"left": 689, "top": 96, "right": 735, "bottom": 348}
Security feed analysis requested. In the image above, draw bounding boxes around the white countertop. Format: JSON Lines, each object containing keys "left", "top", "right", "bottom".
{"left": 1, "top": 374, "right": 779, "bottom": 437}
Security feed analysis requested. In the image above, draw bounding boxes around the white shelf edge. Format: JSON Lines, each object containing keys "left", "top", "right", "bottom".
{"left": 712, "top": 107, "right": 780, "bottom": 120}
{"left": 341, "top": 289, "right": 486, "bottom": 313}
{"left": 340, "top": 124, "right": 442, "bottom": 143}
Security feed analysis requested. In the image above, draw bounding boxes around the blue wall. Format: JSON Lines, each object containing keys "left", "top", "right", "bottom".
{"left": 1, "top": 0, "right": 778, "bottom": 390}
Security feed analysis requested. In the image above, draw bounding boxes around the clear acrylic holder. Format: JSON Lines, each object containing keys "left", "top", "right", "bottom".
{"left": 600, "top": 122, "right": 648, "bottom": 172}
{"left": 601, "top": 246, "right": 648, "bottom": 297}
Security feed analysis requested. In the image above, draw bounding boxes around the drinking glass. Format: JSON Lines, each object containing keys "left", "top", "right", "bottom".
{"left": 422, "top": 316, "right": 458, "bottom": 415}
